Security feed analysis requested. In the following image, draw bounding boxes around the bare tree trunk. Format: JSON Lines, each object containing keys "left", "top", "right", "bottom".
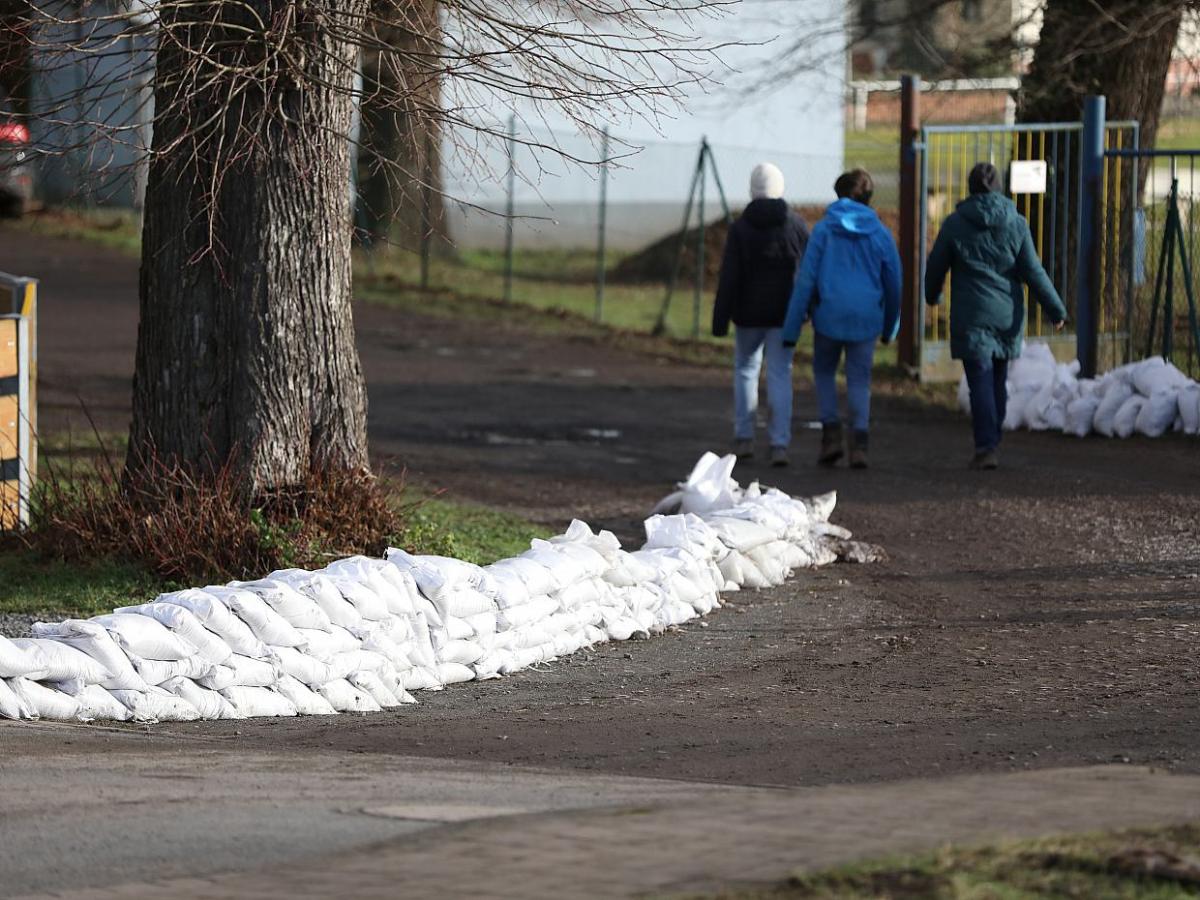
{"left": 128, "top": 0, "right": 370, "bottom": 498}
{"left": 358, "top": 0, "right": 450, "bottom": 254}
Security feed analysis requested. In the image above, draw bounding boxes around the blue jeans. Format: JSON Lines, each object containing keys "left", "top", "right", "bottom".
{"left": 812, "top": 332, "right": 875, "bottom": 432}
{"left": 962, "top": 357, "right": 1009, "bottom": 453}
{"left": 733, "top": 326, "right": 794, "bottom": 448}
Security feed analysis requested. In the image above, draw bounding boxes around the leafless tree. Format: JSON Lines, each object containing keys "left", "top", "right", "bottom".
{"left": 4, "top": 0, "right": 731, "bottom": 502}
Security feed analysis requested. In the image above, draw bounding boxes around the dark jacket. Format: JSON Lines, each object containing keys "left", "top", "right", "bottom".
{"left": 782, "top": 198, "right": 901, "bottom": 345}
{"left": 712, "top": 199, "right": 809, "bottom": 336}
{"left": 925, "top": 192, "right": 1067, "bottom": 360}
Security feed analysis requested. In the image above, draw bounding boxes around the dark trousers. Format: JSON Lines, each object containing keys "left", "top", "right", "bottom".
{"left": 962, "top": 357, "right": 1009, "bottom": 453}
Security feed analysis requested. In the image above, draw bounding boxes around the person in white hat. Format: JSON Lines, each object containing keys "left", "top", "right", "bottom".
{"left": 712, "top": 162, "right": 809, "bottom": 467}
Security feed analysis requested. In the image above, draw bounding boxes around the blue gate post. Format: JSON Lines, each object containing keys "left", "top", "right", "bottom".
{"left": 1076, "top": 95, "right": 1106, "bottom": 377}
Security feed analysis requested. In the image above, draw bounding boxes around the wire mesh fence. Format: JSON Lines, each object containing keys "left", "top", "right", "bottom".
{"left": 361, "top": 121, "right": 842, "bottom": 340}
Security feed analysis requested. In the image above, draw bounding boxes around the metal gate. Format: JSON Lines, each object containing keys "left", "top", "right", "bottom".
{"left": 915, "top": 120, "right": 1139, "bottom": 381}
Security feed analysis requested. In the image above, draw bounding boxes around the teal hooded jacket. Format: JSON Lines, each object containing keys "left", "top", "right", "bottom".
{"left": 925, "top": 191, "right": 1067, "bottom": 360}
{"left": 782, "top": 198, "right": 901, "bottom": 345}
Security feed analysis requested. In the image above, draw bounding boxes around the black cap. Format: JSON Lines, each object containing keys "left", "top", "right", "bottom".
{"left": 968, "top": 162, "right": 1003, "bottom": 195}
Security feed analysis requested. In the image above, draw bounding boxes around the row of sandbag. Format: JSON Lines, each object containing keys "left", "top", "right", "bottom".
{"left": 957, "top": 342, "right": 1200, "bottom": 438}
{"left": 0, "top": 453, "right": 847, "bottom": 722}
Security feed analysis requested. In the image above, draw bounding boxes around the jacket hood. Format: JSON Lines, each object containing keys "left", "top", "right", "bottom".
{"left": 824, "top": 198, "right": 886, "bottom": 238}
{"left": 741, "top": 197, "right": 789, "bottom": 228}
{"left": 957, "top": 191, "right": 1018, "bottom": 229}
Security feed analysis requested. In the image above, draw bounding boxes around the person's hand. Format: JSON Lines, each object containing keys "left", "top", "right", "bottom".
{"left": 782, "top": 340, "right": 796, "bottom": 349}
{"left": 881, "top": 337, "right": 891, "bottom": 346}
{"left": 1053, "top": 318, "right": 1067, "bottom": 333}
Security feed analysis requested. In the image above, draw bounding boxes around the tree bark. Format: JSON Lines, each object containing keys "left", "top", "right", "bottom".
{"left": 358, "top": 0, "right": 450, "bottom": 254}
{"left": 128, "top": 0, "right": 370, "bottom": 498}
{"left": 1019, "top": 0, "right": 1184, "bottom": 192}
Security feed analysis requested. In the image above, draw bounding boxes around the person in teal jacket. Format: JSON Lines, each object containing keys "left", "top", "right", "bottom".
{"left": 782, "top": 169, "right": 901, "bottom": 469}
{"left": 925, "top": 162, "right": 1068, "bottom": 470}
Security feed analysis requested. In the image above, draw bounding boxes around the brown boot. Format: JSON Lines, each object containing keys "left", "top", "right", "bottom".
{"left": 817, "top": 423, "right": 844, "bottom": 467}
{"left": 849, "top": 430, "right": 869, "bottom": 469}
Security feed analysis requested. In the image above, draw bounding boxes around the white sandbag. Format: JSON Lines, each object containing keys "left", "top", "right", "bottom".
{"left": 1112, "top": 394, "right": 1145, "bottom": 438}
{"left": 274, "top": 675, "right": 338, "bottom": 715}
{"left": 32, "top": 621, "right": 151, "bottom": 692}
{"left": 89, "top": 613, "right": 198, "bottom": 661}
{"left": 162, "top": 676, "right": 242, "bottom": 720}
{"left": 677, "top": 451, "right": 740, "bottom": 514}
{"left": 71, "top": 684, "right": 131, "bottom": 722}
{"left": 538, "top": 538, "right": 609, "bottom": 578}
{"left": 297, "top": 625, "right": 362, "bottom": 659}
{"left": 1131, "top": 356, "right": 1190, "bottom": 396}
{"left": 1180, "top": 384, "right": 1200, "bottom": 434}
{"left": 349, "top": 671, "right": 402, "bottom": 708}
{"left": 219, "top": 686, "right": 298, "bottom": 718}
{"left": 1003, "top": 388, "right": 1035, "bottom": 431}
{"left": 230, "top": 579, "right": 333, "bottom": 632}
{"left": 133, "top": 654, "right": 214, "bottom": 685}
{"left": 272, "top": 646, "right": 334, "bottom": 686}
{"left": 198, "top": 653, "right": 278, "bottom": 689}
{"left": 154, "top": 589, "right": 269, "bottom": 658}
{"left": 1093, "top": 381, "right": 1134, "bottom": 436}
{"left": 1135, "top": 387, "right": 1179, "bottom": 437}
{"left": 0, "top": 677, "right": 34, "bottom": 719}
{"left": 0, "top": 634, "right": 48, "bottom": 679}
{"left": 111, "top": 687, "right": 202, "bottom": 722}
{"left": 400, "top": 666, "right": 443, "bottom": 691}
{"left": 438, "top": 639, "right": 485, "bottom": 666}
{"left": 499, "top": 595, "right": 561, "bottom": 629}
{"left": 957, "top": 373, "right": 971, "bottom": 413}
{"left": 115, "top": 603, "right": 234, "bottom": 665}
{"left": 703, "top": 515, "right": 778, "bottom": 553}
{"left": 9, "top": 678, "right": 80, "bottom": 720}
{"left": 520, "top": 545, "right": 589, "bottom": 587}
{"left": 385, "top": 548, "right": 485, "bottom": 602}
{"left": 270, "top": 570, "right": 365, "bottom": 629}
{"left": 204, "top": 587, "right": 306, "bottom": 648}
{"left": 328, "top": 578, "right": 391, "bottom": 622}
{"left": 356, "top": 628, "right": 414, "bottom": 672}
{"left": 327, "top": 649, "right": 391, "bottom": 680}
{"left": 434, "top": 587, "right": 496, "bottom": 619}
{"left": 486, "top": 557, "right": 559, "bottom": 597}
{"left": 1064, "top": 394, "right": 1101, "bottom": 437}
{"left": 437, "top": 662, "right": 476, "bottom": 685}
{"left": 317, "top": 678, "right": 382, "bottom": 713}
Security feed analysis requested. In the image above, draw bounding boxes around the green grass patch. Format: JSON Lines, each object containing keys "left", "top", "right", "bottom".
{"left": 0, "top": 552, "right": 168, "bottom": 618}
{"left": 686, "top": 822, "right": 1200, "bottom": 899}
{"left": 401, "top": 496, "right": 546, "bottom": 566}
{"left": 1, "top": 207, "right": 142, "bottom": 255}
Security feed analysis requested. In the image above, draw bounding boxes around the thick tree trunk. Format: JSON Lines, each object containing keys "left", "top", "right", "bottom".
{"left": 358, "top": 0, "right": 450, "bottom": 254}
{"left": 1019, "top": 0, "right": 1183, "bottom": 193}
{"left": 128, "top": 0, "right": 370, "bottom": 498}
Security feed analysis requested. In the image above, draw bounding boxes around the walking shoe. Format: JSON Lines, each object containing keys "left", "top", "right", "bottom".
{"left": 817, "top": 422, "right": 844, "bottom": 467}
{"left": 849, "top": 430, "right": 869, "bottom": 469}
{"left": 732, "top": 439, "right": 754, "bottom": 460}
{"left": 969, "top": 449, "right": 999, "bottom": 470}
{"left": 769, "top": 446, "right": 789, "bottom": 468}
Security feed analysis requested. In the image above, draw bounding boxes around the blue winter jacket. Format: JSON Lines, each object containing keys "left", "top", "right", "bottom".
{"left": 782, "top": 198, "right": 902, "bottom": 345}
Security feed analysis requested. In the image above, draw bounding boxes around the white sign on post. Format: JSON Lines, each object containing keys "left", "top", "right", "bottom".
{"left": 1009, "top": 160, "right": 1048, "bottom": 194}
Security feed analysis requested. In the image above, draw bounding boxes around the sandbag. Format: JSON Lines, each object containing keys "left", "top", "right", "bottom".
{"left": 272, "top": 646, "right": 333, "bottom": 686}
{"left": 349, "top": 671, "right": 402, "bottom": 708}
{"left": 0, "top": 634, "right": 48, "bottom": 679}
{"left": 9, "top": 678, "right": 80, "bottom": 720}
{"left": 270, "top": 570, "right": 365, "bottom": 629}
{"left": 90, "top": 613, "right": 198, "bottom": 661}
{"left": 1178, "top": 384, "right": 1200, "bottom": 434}
{"left": 1112, "top": 394, "right": 1146, "bottom": 438}
{"left": 204, "top": 587, "right": 306, "bottom": 648}
{"left": 297, "top": 625, "right": 361, "bottom": 659}
{"left": 71, "top": 684, "right": 131, "bottom": 722}
{"left": 0, "top": 677, "right": 34, "bottom": 719}
{"left": 1131, "top": 356, "right": 1190, "bottom": 396}
{"left": 328, "top": 578, "right": 391, "bottom": 622}
{"left": 1064, "top": 394, "right": 1101, "bottom": 437}
{"left": 317, "top": 678, "right": 381, "bottom": 713}
{"left": 219, "top": 686, "right": 298, "bottom": 718}
{"left": 32, "top": 621, "right": 151, "bottom": 692}
{"left": 1135, "top": 388, "right": 1179, "bottom": 437}
{"left": 115, "top": 602, "right": 234, "bottom": 665}
{"left": 162, "top": 676, "right": 242, "bottom": 720}
{"left": 274, "top": 675, "right": 338, "bottom": 715}
{"left": 230, "top": 579, "right": 333, "bottom": 632}
{"left": 437, "top": 662, "right": 476, "bottom": 685}
{"left": 1093, "top": 381, "right": 1134, "bottom": 436}
{"left": 111, "top": 687, "right": 201, "bottom": 722}
{"left": 133, "top": 655, "right": 214, "bottom": 686}
{"left": 154, "top": 589, "right": 269, "bottom": 658}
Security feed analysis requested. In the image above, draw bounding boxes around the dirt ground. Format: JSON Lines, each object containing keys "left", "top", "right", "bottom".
{"left": 4, "top": 228, "right": 1200, "bottom": 788}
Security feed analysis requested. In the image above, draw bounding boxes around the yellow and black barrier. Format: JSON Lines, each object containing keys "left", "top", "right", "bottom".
{"left": 0, "top": 272, "right": 36, "bottom": 530}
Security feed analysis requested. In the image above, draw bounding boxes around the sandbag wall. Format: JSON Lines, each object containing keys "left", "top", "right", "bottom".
{"left": 0, "top": 454, "right": 852, "bottom": 723}
{"left": 959, "top": 343, "right": 1200, "bottom": 438}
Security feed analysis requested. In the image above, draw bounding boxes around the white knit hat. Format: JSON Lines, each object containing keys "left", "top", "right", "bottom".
{"left": 750, "top": 162, "right": 785, "bottom": 200}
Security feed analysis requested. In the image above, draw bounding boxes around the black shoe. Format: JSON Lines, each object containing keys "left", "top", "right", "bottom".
{"left": 732, "top": 439, "right": 754, "bottom": 461}
{"left": 769, "top": 446, "right": 789, "bottom": 468}
{"left": 818, "top": 423, "right": 844, "bottom": 467}
{"left": 969, "top": 449, "right": 999, "bottom": 470}
{"left": 849, "top": 430, "right": 869, "bottom": 469}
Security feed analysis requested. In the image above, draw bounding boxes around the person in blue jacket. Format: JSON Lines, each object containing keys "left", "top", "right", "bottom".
{"left": 782, "top": 169, "right": 901, "bottom": 469}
